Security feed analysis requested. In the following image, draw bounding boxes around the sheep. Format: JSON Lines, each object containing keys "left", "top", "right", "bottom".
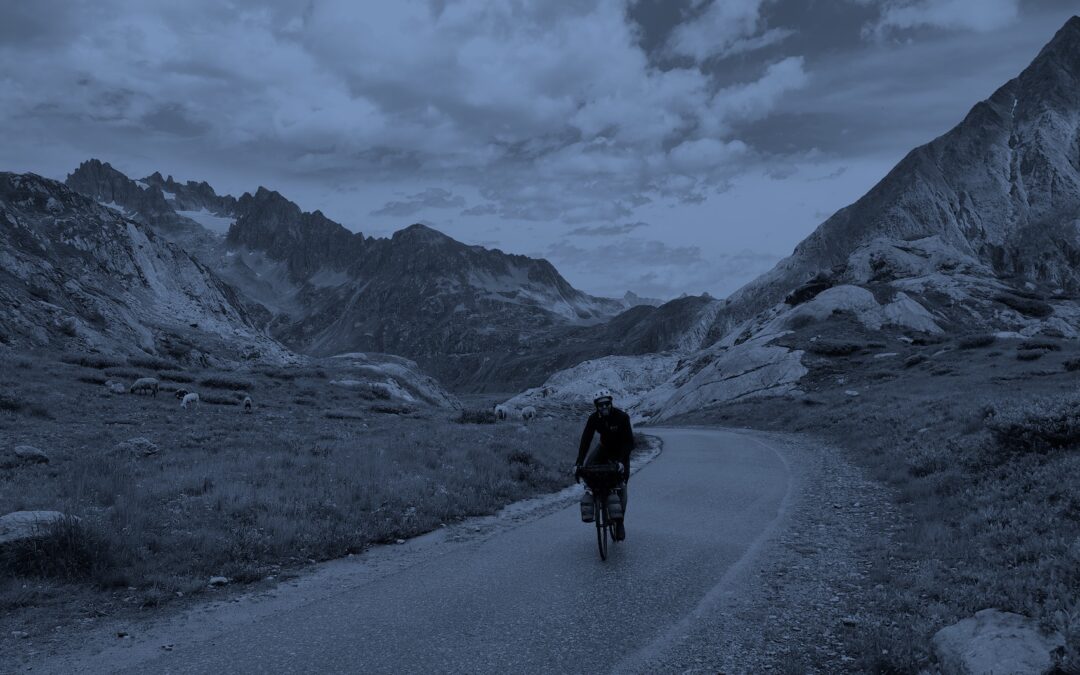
{"left": 521, "top": 406, "right": 536, "bottom": 422}
{"left": 174, "top": 388, "right": 189, "bottom": 400}
{"left": 494, "top": 404, "right": 509, "bottom": 421}
{"left": 242, "top": 395, "right": 253, "bottom": 413}
{"left": 129, "top": 377, "right": 159, "bottom": 397}
{"left": 180, "top": 392, "right": 200, "bottom": 410}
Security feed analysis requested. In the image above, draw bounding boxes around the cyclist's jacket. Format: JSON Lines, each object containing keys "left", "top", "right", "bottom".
{"left": 576, "top": 407, "right": 635, "bottom": 471}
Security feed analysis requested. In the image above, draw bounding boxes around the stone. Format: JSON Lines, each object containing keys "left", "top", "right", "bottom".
{"left": 118, "top": 437, "right": 158, "bottom": 457}
{"left": 0, "top": 511, "right": 73, "bottom": 545}
{"left": 1, "top": 445, "right": 49, "bottom": 468}
{"left": 208, "top": 576, "right": 229, "bottom": 587}
{"left": 932, "top": 609, "right": 1064, "bottom": 675}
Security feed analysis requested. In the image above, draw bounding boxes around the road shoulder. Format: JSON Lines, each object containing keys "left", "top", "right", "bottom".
{"left": 627, "top": 427, "right": 906, "bottom": 674}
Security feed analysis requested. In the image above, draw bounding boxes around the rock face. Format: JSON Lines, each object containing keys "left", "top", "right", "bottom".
{"left": 66, "top": 162, "right": 632, "bottom": 389}
{"left": 0, "top": 511, "right": 71, "bottom": 545}
{"left": 0, "top": 172, "right": 286, "bottom": 363}
{"left": 706, "top": 16, "right": 1080, "bottom": 341}
{"left": 932, "top": 609, "right": 1065, "bottom": 675}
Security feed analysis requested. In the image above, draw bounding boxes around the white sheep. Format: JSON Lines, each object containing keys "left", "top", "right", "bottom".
{"left": 494, "top": 404, "right": 509, "bottom": 421}
{"left": 129, "top": 377, "right": 159, "bottom": 397}
{"left": 521, "top": 406, "right": 536, "bottom": 422}
{"left": 242, "top": 395, "right": 252, "bottom": 413}
{"left": 180, "top": 392, "right": 200, "bottom": 410}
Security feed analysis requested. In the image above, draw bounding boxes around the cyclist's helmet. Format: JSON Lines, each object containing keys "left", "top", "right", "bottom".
{"left": 593, "top": 388, "right": 614, "bottom": 406}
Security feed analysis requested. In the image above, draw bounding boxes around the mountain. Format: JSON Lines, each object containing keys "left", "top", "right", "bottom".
{"left": 707, "top": 15, "right": 1080, "bottom": 342}
{"left": 0, "top": 172, "right": 285, "bottom": 363}
{"left": 65, "top": 162, "right": 630, "bottom": 388}
{"left": 506, "top": 15, "right": 1080, "bottom": 420}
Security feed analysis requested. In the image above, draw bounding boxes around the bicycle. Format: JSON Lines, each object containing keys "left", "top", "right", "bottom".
{"left": 575, "top": 463, "right": 625, "bottom": 561}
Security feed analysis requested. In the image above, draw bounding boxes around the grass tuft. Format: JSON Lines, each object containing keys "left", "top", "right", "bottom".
{"left": 199, "top": 376, "right": 253, "bottom": 390}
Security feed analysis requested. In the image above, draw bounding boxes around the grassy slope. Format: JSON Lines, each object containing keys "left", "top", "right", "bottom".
{"left": 0, "top": 352, "right": 594, "bottom": 643}
{"left": 666, "top": 318, "right": 1080, "bottom": 671}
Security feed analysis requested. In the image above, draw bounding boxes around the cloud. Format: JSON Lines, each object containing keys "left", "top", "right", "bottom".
{"left": 859, "top": 0, "right": 1021, "bottom": 38}
{"left": 666, "top": 0, "right": 793, "bottom": 62}
{"left": 0, "top": 0, "right": 813, "bottom": 227}
{"left": 567, "top": 221, "right": 649, "bottom": 236}
{"left": 544, "top": 238, "right": 781, "bottom": 298}
{"left": 371, "top": 187, "right": 466, "bottom": 217}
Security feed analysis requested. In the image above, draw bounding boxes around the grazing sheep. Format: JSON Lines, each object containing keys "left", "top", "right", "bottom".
{"left": 242, "top": 395, "right": 253, "bottom": 413}
{"left": 521, "top": 406, "right": 536, "bottom": 422}
{"left": 129, "top": 377, "right": 159, "bottom": 397}
{"left": 494, "top": 404, "right": 509, "bottom": 421}
{"left": 180, "top": 392, "right": 200, "bottom": 410}
{"left": 174, "top": 388, "right": 189, "bottom": 400}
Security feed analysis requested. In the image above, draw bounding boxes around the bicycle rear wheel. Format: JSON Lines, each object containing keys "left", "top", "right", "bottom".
{"left": 595, "top": 495, "right": 608, "bottom": 561}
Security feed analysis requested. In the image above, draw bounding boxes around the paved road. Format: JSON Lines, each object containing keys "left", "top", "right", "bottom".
{"left": 65, "top": 427, "right": 792, "bottom": 674}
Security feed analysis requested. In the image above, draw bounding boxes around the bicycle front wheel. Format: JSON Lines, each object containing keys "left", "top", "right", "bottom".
{"left": 595, "top": 496, "right": 608, "bottom": 561}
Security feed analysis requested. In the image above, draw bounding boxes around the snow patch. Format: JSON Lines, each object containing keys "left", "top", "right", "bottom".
{"left": 176, "top": 208, "right": 234, "bottom": 235}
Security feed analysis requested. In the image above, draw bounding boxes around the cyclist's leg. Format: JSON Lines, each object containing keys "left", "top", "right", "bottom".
{"left": 618, "top": 480, "right": 628, "bottom": 517}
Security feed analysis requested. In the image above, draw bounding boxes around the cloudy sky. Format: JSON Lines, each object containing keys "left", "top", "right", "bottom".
{"left": 1, "top": 1, "right": 1076, "bottom": 299}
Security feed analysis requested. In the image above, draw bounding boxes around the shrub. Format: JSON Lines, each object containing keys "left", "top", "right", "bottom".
{"left": 0, "top": 393, "right": 24, "bottom": 412}
{"left": 1064, "top": 358, "right": 1080, "bottom": 372}
{"left": 0, "top": 517, "right": 114, "bottom": 581}
{"left": 984, "top": 395, "right": 1080, "bottom": 453}
{"left": 104, "top": 366, "right": 148, "bottom": 380}
{"left": 202, "top": 392, "right": 244, "bottom": 405}
{"left": 1018, "top": 340, "right": 1060, "bottom": 352}
{"left": 128, "top": 356, "right": 181, "bottom": 371}
{"left": 158, "top": 370, "right": 195, "bottom": 383}
{"left": 906, "top": 444, "right": 951, "bottom": 477}
{"left": 200, "top": 376, "right": 253, "bottom": 390}
{"left": 904, "top": 354, "right": 928, "bottom": 368}
{"left": 1017, "top": 350, "right": 1045, "bottom": 361}
{"left": 370, "top": 405, "right": 411, "bottom": 415}
{"left": 807, "top": 339, "right": 863, "bottom": 356}
{"left": 77, "top": 373, "right": 108, "bottom": 385}
{"left": 455, "top": 409, "right": 496, "bottom": 424}
{"left": 995, "top": 293, "right": 1053, "bottom": 318}
{"left": 60, "top": 353, "right": 122, "bottom": 369}
{"left": 957, "top": 334, "right": 996, "bottom": 349}
{"left": 324, "top": 409, "right": 365, "bottom": 420}
{"left": 256, "top": 367, "right": 296, "bottom": 381}
{"left": 358, "top": 385, "right": 392, "bottom": 401}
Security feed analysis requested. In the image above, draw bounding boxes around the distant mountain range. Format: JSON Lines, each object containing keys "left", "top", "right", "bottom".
{"left": 56, "top": 158, "right": 716, "bottom": 389}
{"left": 11, "top": 15, "right": 1078, "bottom": 405}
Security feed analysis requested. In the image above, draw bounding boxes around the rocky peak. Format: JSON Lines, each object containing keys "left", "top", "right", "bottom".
{"left": 707, "top": 15, "right": 1080, "bottom": 340}
{"left": 228, "top": 187, "right": 367, "bottom": 280}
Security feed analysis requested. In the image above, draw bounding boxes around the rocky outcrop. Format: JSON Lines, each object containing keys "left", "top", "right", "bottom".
{"left": 0, "top": 172, "right": 286, "bottom": 362}
{"left": 649, "top": 334, "right": 807, "bottom": 421}
{"left": 932, "top": 609, "right": 1065, "bottom": 674}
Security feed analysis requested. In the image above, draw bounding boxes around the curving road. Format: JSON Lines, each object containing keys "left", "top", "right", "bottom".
{"left": 42, "top": 427, "right": 793, "bottom": 674}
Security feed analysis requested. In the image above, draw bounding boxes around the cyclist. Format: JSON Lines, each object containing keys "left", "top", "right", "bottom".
{"left": 575, "top": 388, "right": 634, "bottom": 541}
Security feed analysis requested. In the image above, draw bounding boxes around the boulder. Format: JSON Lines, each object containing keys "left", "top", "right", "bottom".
{"left": 932, "top": 609, "right": 1064, "bottom": 675}
{"left": 118, "top": 437, "right": 159, "bottom": 457}
{"left": 1, "top": 445, "right": 49, "bottom": 468}
{"left": 654, "top": 334, "right": 807, "bottom": 421}
{"left": 0, "top": 511, "right": 72, "bottom": 545}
